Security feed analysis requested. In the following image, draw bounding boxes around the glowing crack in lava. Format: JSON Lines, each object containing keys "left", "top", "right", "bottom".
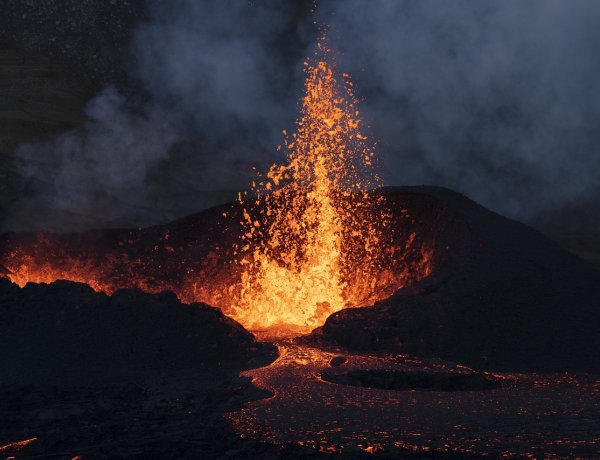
{"left": 232, "top": 37, "right": 395, "bottom": 333}
{"left": 1, "top": 34, "right": 435, "bottom": 336}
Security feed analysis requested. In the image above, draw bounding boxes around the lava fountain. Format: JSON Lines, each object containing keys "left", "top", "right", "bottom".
{"left": 232, "top": 36, "right": 400, "bottom": 334}
{"left": 0, "top": 34, "right": 434, "bottom": 337}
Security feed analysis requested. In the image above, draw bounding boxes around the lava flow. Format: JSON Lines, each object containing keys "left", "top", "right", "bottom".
{"left": 0, "top": 34, "right": 434, "bottom": 337}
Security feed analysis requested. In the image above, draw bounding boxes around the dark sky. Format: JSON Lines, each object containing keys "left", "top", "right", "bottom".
{"left": 5, "top": 0, "right": 600, "bottom": 234}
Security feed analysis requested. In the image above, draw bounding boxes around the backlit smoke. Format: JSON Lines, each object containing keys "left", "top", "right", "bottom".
{"left": 5, "top": 0, "right": 600, "bottom": 233}
{"left": 319, "top": 0, "right": 600, "bottom": 229}
{"left": 4, "top": 0, "right": 311, "bottom": 231}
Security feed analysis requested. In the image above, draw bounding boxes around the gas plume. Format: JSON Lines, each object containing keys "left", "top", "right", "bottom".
{"left": 4, "top": 0, "right": 600, "bottom": 233}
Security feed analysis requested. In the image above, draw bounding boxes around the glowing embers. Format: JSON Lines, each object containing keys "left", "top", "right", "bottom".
{"left": 230, "top": 194, "right": 433, "bottom": 335}
{"left": 3, "top": 237, "right": 106, "bottom": 293}
{"left": 0, "top": 437, "right": 38, "bottom": 455}
{"left": 230, "top": 36, "right": 417, "bottom": 334}
{"left": 0, "top": 35, "right": 436, "bottom": 337}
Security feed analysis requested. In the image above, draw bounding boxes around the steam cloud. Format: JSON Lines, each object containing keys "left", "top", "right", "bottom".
{"left": 320, "top": 0, "right": 600, "bottom": 229}
{"left": 5, "top": 0, "right": 600, "bottom": 233}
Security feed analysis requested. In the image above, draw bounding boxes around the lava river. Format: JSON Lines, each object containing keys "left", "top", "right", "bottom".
{"left": 227, "top": 341, "right": 600, "bottom": 458}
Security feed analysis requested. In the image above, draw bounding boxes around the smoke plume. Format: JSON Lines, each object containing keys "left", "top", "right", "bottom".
{"left": 319, "top": 0, "right": 600, "bottom": 229}
{"left": 5, "top": 0, "right": 600, "bottom": 233}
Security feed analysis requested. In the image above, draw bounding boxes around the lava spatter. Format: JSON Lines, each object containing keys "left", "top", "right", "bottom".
{"left": 231, "top": 35, "right": 431, "bottom": 334}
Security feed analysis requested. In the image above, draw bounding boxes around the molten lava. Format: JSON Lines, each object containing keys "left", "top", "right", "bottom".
{"left": 0, "top": 34, "right": 434, "bottom": 337}
{"left": 233, "top": 37, "right": 399, "bottom": 333}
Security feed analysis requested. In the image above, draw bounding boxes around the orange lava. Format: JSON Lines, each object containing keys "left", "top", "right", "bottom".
{"left": 232, "top": 34, "right": 428, "bottom": 334}
{"left": 1, "top": 33, "right": 434, "bottom": 337}
{"left": 0, "top": 437, "right": 38, "bottom": 454}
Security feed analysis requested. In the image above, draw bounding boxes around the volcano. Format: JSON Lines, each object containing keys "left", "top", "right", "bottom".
{"left": 2, "top": 186, "right": 600, "bottom": 458}
{"left": 2, "top": 19, "right": 600, "bottom": 459}
{"left": 2, "top": 185, "right": 599, "bottom": 373}
{"left": 316, "top": 186, "right": 600, "bottom": 373}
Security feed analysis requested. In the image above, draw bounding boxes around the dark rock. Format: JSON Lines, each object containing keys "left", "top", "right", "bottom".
{"left": 0, "top": 279, "right": 276, "bottom": 387}
{"left": 321, "top": 369, "right": 503, "bottom": 391}
{"left": 319, "top": 186, "right": 600, "bottom": 373}
{"left": 329, "top": 356, "right": 347, "bottom": 367}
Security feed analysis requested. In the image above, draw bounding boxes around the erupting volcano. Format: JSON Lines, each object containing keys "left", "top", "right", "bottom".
{"left": 0, "top": 33, "right": 434, "bottom": 336}
{"left": 2, "top": 5, "right": 600, "bottom": 458}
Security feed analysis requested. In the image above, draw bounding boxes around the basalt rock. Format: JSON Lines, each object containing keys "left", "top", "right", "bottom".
{"left": 319, "top": 186, "right": 600, "bottom": 373}
{"left": 0, "top": 278, "right": 276, "bottom": 386}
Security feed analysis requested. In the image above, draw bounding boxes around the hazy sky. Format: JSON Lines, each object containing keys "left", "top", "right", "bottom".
{"left": 8, "top": 0, "right": 600, "bottom": 232}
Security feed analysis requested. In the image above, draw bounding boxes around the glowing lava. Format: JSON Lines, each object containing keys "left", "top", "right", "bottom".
{"left": 232, "top": 36, "right": 392, "bottom": 334}
{"left": 0, "top": 33, "right": 434, "bottom": 338}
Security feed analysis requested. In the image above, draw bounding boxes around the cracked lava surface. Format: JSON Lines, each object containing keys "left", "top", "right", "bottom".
{"left": 227, "top": 341, "right": 600, "bottom": 458}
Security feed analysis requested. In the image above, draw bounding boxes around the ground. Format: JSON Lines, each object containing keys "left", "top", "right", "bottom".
{"left": 2, "top": 339, "right": 599, "bottom": 458}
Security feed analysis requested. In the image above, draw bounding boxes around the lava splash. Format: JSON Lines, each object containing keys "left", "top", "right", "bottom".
{"left": 233, "top": 35, "right": 414, "bottom": 333}
{"left": 0, "top": 35, "right": 434, "bottom": 337}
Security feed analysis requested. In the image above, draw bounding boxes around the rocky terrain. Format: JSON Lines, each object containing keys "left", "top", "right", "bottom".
{"left": 317, "top": 187, "right": 600, "bottom": 372}
{"left": 3, "top": 186, "right": 599, "bottom": 375}
{"left": 554, "top": 234, "right": 600, "bottom": 271}
{"left": 0, "top": 1, "right": 149, "bottom": 233}
{"left": 0, "top": 278, "right": 276, "bottom": 386}
{"left": 1, "top": 0, "right": 145, "bottom": 89}
{"left": 0, "top": 278, "right": 309, "bottom": 459}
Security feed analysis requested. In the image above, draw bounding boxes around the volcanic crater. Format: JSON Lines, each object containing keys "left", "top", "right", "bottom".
{"left": 0, "top": 186, "right": 438, "bottom": 335}
{"left": 2, "top": 185, "right": 599, "bottom": 372}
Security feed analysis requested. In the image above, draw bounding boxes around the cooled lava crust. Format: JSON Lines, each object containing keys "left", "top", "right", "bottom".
{"left": 0, "top": 278, "right": 277, "bottom": 386}
{"left": 317, "top": 186, "right": 600, "bottom": 373}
